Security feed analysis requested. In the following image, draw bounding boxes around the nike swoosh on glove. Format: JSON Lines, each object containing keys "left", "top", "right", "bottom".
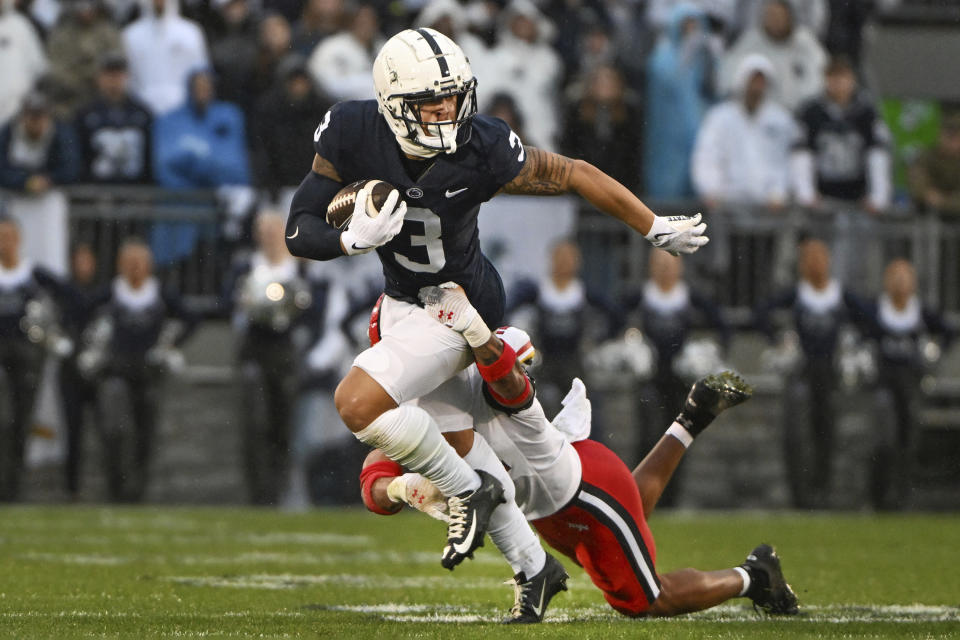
{"left": 644, "top": 213, "right": 709, "bottom": 255}
{"left": 341, "top": 186, "right": 407, "bottom": 255}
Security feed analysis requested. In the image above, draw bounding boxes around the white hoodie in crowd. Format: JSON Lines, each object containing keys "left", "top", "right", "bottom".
{"left": 0, "top": 0, "right": 47, "bottom": 127}
{"left": 486, "top": 0, "right": 562, "bottom": 150}
{"left": 122, "top": 0, "right": 209, "bottom": 116}
{"left": 692, "top": 54, "right": 797, "bottom": 206}
{"left": 717, "top": 2, "right": 826, "bottom": 111}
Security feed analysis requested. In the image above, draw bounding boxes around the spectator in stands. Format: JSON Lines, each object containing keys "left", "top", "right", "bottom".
{"left": 254, "top": 13, "right": 294, "bottom": 99}
{"left": 624, "top": 248, "right": 727, "bottom": 506}
{"left": 224, "top": 211, "right": 319, "bottom": 505}
{"left": 719, "top": 0, "right": 826, "bottom": 111}
{"left": 484, "top": 92, "right": 531, "bottom": 148}
{"left": 754, "top": 238, "right": 858, "bottom": 508}
{"left": 252, "top": 55, "right": 332, "bottom": 202}
{"left": 551, "top": 12, "right": 618, "bottom": 89}
{"left": 487, "top": 0, "right": 562, "bottom": 149}
{"left": 60, "top": 242, "right": 100, "bottom": 500}
{"left": 74, "top": 52, "right": 153, "bottom": 184}
{"left": 123, "top": 0, "right": 210, "bottom": 116}
{"left": 507, "top": 239, "right": 620, "bottom": 416}
{"left": 692, "top": 54, "right": 795, "bottom": 208}
{"left": 0, "top": 0, "right": 47, "bottom": 127}
{"left": 415, "top": 0, "right": 493, "bottom": 89}
{"left": 909, "top": 112, "right": 960, "bottom": 217}
{"left": 295, "top": 259, "right": 359, "bottom": 507}
{"left": 823, "top": 0, "right": 875, "bottom": 68}
{"left": 792, "top": 56, "right": 892, "bottom": 214}
{"left": 292, "top": 0, "right": 343, "bottom": 56}
{"left": 307, "top": 3, "right": 381, "bottom": 102}
{"left": 45, "top": 0, "right": 122, "bottom": 118}
{"left": 732, "top": 0, "right": 829, "bottom": 42}
{"left": 208, "top": 0, "right": 260, "bottom": 117}
{"left": 561, "top": 64, "right": 642, "bottom": 193}
{"left": 849, "top": 259, "right": 954, "bottom": 510}
{"left": 0, "top": 92, "right": 80, "bottom": 195}
{"left": 152, "top": 69, "right": 250, "bottom": 265}
{"left": 645, "top": 2, "right": 717, "bottom": 198}
{"left": 80, "top": 238, "right": 196, "bottom": 502}
{"left": 0, "top": 215, "right": 68, "bottom": 501}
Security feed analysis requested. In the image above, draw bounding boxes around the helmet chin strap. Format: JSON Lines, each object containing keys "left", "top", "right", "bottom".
{"left": 397, "top": 135, "right": 442, "bottom": 158}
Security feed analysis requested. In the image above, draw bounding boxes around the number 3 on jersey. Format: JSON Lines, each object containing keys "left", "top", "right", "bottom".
{"left": 392, "top": 207, "right": 446, "bottom": 274}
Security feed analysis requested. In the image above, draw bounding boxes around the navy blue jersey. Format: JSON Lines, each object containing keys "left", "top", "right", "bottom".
{"left": 794, "top": 92, "right": 889, "bottom": 201}
{"left": 0, "top": 263, "right": 66, "bottom": 339}
{"left": 754, "top": 282, "right": 857, "bottom": 359}
{"left": 313, "top": 100, "right": 526, "bottom": 326}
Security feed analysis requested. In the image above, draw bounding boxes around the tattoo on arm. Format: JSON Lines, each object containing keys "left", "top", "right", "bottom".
{"left": 502, "top": 147, "right": 575, "bottom": 195}
{"left": 312, "top": 154, "right": 342, "bottom": 182}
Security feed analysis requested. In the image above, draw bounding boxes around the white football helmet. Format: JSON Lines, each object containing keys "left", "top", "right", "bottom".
{"left": 373, "top": 28, "right": 477, "bottom": 157}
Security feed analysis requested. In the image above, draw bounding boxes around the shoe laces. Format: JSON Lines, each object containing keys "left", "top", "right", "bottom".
{"left": 446, "top": 495, "right": 468, "bottom": 540}
{"left": 504, "top": 576, "right": 533, "bottom": 618}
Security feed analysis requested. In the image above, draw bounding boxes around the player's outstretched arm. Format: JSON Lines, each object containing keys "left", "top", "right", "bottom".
{"left": 286, "top": 154, "right": 348, "bottom": 261}
{"left": 502, "top": 148, "right": 708, "bottom": 255}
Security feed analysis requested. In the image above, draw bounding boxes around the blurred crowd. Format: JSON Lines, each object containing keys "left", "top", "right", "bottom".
{"left": 2, "top": 0, "right": 960, "bottom": 508}
{"left": 2, "top": 0, "right": 960, "bottom": 223}
{"left": 509, "top": 238, "right": 955, "bottom": 511}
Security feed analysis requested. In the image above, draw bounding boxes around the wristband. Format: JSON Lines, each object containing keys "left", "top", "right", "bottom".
{"left": 359, "top": 459, "right": 403, "bottom": 515}
{"left": 644, "top": 215, "right": 674, "bottom": 244}
{"left": 476, "top": 342, "right": 517, "bottom": 382}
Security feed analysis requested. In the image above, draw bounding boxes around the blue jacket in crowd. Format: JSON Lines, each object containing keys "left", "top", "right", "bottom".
{"left": 151, "top": 69, "right": 250, "bottom": 264}
{"left": 644, "top": 3, "right": 713, "bottom": 198}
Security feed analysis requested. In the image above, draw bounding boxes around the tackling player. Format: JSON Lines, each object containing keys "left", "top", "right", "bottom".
{"left": 362, "top": 283, "right": 800, "bottom": 621}
{"left": 286, "top": 29, "right": 708, "bottom": 582}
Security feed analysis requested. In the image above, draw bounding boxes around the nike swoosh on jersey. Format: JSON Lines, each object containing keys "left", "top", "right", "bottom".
{"left": 445, "top": 187, "right": 469, "bottom": 198}
{"left": 451, "top": 517, "right": 479, "bottom": 555}
{"left": 286, "top": 225, "right": 299, "bottom": 239}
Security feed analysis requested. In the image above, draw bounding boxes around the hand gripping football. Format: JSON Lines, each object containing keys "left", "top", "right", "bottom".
{"left": 326, "top": 179, "right": 396, "bottom": 230}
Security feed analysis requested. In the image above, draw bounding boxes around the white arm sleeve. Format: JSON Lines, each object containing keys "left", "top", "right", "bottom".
{"left": 790, "top": 149, "right": 817, "bottom": 205}
{"left": 867, "top": 147, "right": 892, "bottom": 210}
{"left": 692, "top": 112, "right": 725, "bottom": 199}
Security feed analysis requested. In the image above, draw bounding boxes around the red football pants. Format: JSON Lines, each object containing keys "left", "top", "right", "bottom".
{"left": 533, "top": 439, "right": 660, "bottom": 616}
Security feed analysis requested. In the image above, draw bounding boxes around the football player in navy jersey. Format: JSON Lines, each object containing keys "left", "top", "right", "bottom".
{"left": 285, "top": 28, "right": 709, "bottom": 593}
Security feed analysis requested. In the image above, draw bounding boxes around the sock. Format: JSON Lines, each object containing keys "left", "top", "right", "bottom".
{"left": 354, "top": 405, "right": 480, "bottom": 497}
{"left": 464, "top": 432, "right": 546, "bottom": 578}
{"left": 733, "top": 566, "right": 751, "bottom": 597}
{"left": 666, "top": 421, "right": 694, "bottom": 448}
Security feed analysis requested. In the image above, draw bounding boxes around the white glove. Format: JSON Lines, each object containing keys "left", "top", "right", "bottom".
{"left": 386, "top": 473, "right": 450, "bottom": 523}
{"left": 340, "top": 186, "right": 407, "bottom": 256}
{"left": 418, "top": 282, "right": 492, "bottom": 348}
{"left": 645, "top": 213, "right": 709, "bottom": 255}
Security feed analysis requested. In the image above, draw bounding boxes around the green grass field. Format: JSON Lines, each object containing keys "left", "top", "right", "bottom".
{"left": 1, "top": 507, "right": 958, "bottom": 639}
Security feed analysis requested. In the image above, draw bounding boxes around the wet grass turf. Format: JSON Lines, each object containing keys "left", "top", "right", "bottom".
{"left": 1, "top": 506, "right": 958, "bottom": 638}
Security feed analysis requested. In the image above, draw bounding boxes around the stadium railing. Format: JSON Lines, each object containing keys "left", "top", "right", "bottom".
{"left": 576, "top": 200, "right": 960, "bottom": 324}
{"left": 65, "top": 184, "right": 225, "bottom": 315}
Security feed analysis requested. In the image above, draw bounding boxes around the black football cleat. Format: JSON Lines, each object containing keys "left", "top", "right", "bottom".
{"left": 502, "top": 553, "right": 569, "bottom": 624}
{"left": 441, "top": 470, "right": 505, "bottom": 570}
{"left": 676, "top": 371, "right": 753, "bottom": 437}
{"left": 740, "top": 543, "right": 800, "bottom": 615}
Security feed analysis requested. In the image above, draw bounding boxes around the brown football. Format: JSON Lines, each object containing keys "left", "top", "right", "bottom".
{"left": 326, "top": 179, "right": 397, "bottom": 230}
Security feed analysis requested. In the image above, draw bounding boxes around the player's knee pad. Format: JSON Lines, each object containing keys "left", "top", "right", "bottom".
{"left": 355, "top": 404, "right": 437, "bottom": 462}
